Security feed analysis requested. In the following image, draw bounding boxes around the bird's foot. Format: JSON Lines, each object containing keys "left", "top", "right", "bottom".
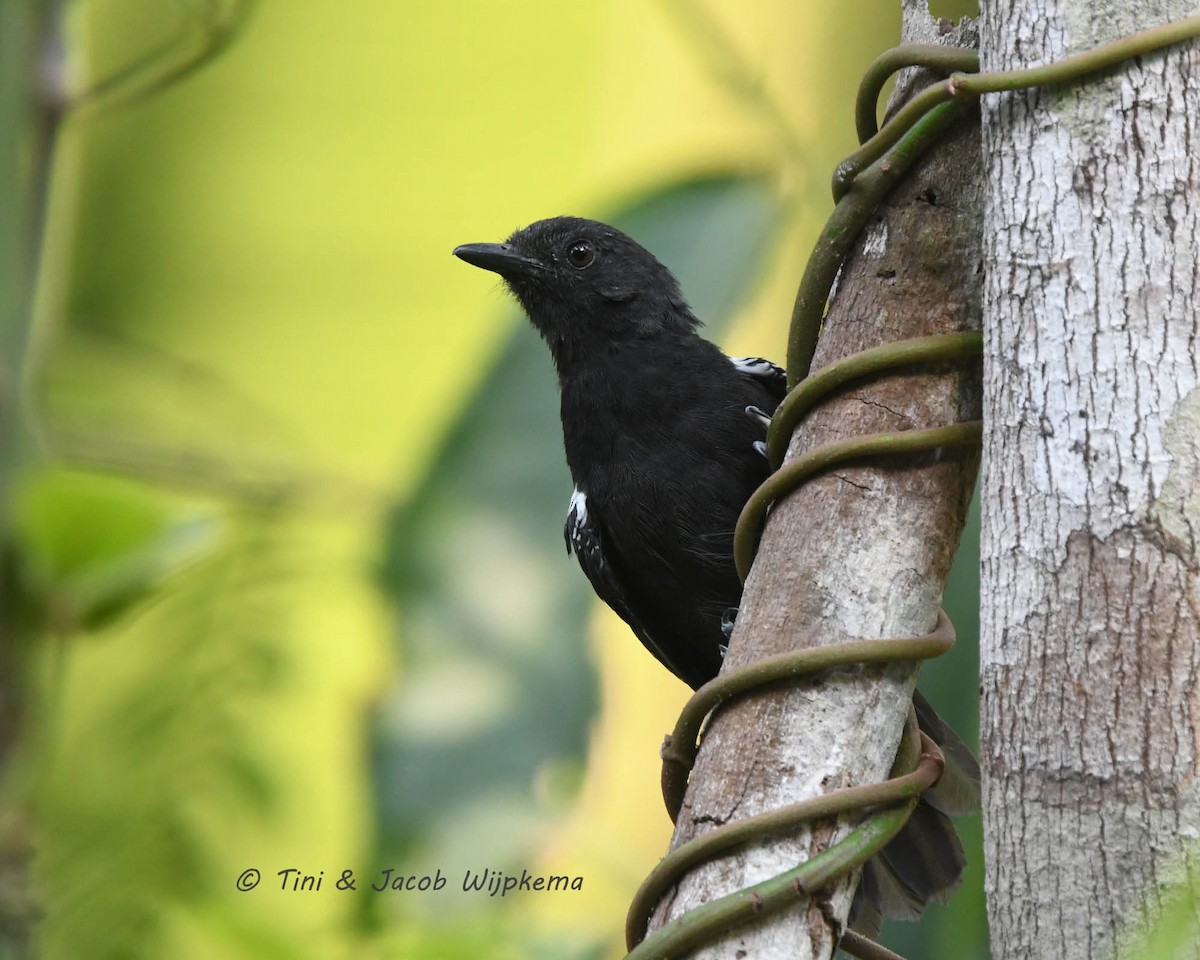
{"left": 746, "top": 406, "right": 772, "bottom": 460}
{"left": 744, "top": 405, "right": 772, "bottom": 429}
{"left": 720, "top": 607, "right": 738, "bottom": 641}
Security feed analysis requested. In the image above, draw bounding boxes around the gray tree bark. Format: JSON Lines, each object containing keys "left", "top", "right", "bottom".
{"left": 980, "top": 2, "right": 1200, "bottom": 958}
{"left": 645, "top": 4, "right": 984, "bottom": 957}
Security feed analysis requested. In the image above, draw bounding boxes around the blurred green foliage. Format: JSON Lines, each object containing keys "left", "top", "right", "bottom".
{"left": 1127, "top": 859, "right": 1200, "bottom": 960}
{"left": 35, "top": 506, "right": 283, "bottom": 960}
{"left": 9, "top": 468, "right": 213, "bottom": 633}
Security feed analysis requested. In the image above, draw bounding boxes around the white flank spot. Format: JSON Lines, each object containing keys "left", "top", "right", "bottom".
{"left": 568, "top": 487, "right": 588, "bottom": 525}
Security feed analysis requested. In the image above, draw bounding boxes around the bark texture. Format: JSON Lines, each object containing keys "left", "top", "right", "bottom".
{"left": 646, "top": 5, "right": 984, "bottom": 957}
{"left": 980, "top": 2, "right": 1200, "bottom": 958}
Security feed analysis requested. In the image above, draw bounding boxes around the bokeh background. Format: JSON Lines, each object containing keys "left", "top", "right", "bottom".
{"left": 1, "top": 1, "right": 987, "bottom": 958}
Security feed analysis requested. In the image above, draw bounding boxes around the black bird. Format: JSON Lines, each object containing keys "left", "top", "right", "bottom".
{"left": 453, "top": 216, "right": 979, "bottom": 933}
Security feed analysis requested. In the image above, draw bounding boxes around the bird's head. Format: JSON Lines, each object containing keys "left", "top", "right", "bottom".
{"left": 454, "top": 217, "right": 698, "bottom": 368}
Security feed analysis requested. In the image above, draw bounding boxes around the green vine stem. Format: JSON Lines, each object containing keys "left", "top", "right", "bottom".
{"left": 628, "top": 615, "right": 958, "bottom": 953}
{"left": 839, "top": 929, "right": 909, "bottom": 960}
{"left": 627, "top": 716, "right": 931, "bottom": 960}
{"left": 853, "top": 44, "right": 980, "bottom": 143}
{"left": 767, "top": 331, "right": 983, "bottom": 468}
{"left": 835, "top": 13, "right": 1200, "bottom": 198}
{"left": 734, "top": 419, "right": 981, "bottom": 582}
{"left": 658, "top": 610, "right": 956, "bottom": 822}
{"left": 787, "top": 100, "right": 964, "bottom": 385}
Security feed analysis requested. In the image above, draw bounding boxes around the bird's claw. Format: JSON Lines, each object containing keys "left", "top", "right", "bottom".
{"left": 745, "top": 405, "right": 772, "bottom": 429}
{"left": 746, "top": 407, "right": 772, "bottom": 460}
{"left": 720, "top": 607, "right": 738, "bottom": 640}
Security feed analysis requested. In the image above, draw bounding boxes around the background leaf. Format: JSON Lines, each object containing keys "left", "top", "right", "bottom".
{"left": 10, "top": 467, "right": 214, "bottom": 632}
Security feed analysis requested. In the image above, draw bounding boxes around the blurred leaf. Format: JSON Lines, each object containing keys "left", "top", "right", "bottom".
{"left": 1129, "top": 860, "right": 1200, "bottom": 960}
{"left": 921, "top": 491, "right": 980, "bottom": 751}
{"left": 35, "top": 509, "right": 291, "bottom": 960}
{"left": 9, "top": 467, "right": 215, "bottom": 632}
{"left": 373, "top": 173, "right": 781, "bottom": 891}
{"left": 78, "top": 0, "right": 258, "bottom": 113}
{"left": 39, "top": 326, "right": 337, "bottom": 502}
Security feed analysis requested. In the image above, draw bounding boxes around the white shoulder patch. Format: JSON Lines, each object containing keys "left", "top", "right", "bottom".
{"left": 730, "top": 356, "right": 780, "bottom": 377}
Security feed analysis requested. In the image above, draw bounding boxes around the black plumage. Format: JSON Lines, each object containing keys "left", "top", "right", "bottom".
{"left": 453, "top": 216, "right": 978, "bottom": 932}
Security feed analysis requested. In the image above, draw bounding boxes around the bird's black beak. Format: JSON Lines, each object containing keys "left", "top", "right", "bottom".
{"left": 453, "top": 242, "right": 546, "bottom": 279}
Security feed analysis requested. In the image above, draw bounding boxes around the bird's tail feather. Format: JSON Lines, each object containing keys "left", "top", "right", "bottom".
{"left": 847, "top": 691, "right": 979, "bottom": 937}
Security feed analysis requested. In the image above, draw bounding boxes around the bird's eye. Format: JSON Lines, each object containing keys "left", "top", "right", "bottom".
{"left": 567, "top": 240, "right": 595, "bottom": 268}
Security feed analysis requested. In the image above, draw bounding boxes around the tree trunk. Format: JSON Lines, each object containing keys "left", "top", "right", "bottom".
{"left": 979, "top": 3, "right": 1200, "bottom": 958}
{"left": 646, "top": 5, "right": 984, "bottom": 957}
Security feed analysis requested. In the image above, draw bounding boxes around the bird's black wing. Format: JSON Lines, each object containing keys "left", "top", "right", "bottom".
{"left": 728, "top": 355, "right": 788, "bottom": 406}
{"left": 564, "top": 487, "right": 690, "bottom": 681}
